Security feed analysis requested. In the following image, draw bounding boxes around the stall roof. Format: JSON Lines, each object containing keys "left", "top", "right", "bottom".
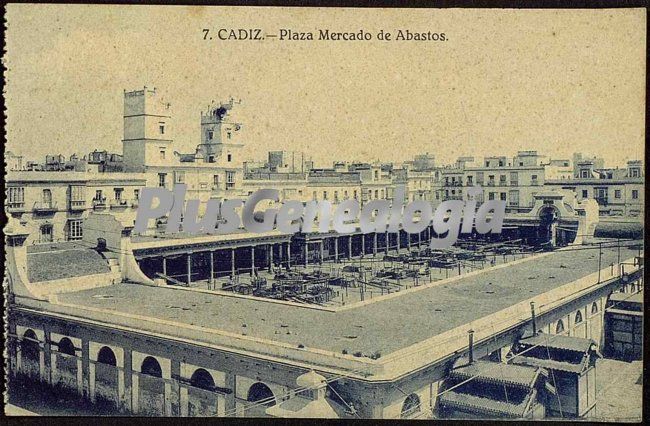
{"left": 450, "top": 359, "right": 542, "bottom": 388}
{"left": 439, "top": 390, "right": 532, "bottom": 418}
{"left": 517, "top": 334, "right": 596, "bottom": 354}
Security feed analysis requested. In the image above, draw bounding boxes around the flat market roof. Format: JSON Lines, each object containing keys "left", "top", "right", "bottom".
{"left": 18, "top": 243, "right": 638, "bottom": 361}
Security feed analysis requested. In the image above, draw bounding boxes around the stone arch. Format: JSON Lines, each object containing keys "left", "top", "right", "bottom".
{"left": 401, "top": 393, "right": 421, "bottom": 419}
{"left": 555, "top": 319, "right": 565, "bottom": 334}
{"left": 56, "top": 337, "right": 78, "bottom": 389}
{"left": 20, "top": 329, "right": 40, "bottom": 378}
{"left": 97, "top": 346, "right": 117, "bottom": 366}
{"left": 190, "top": 368, "right": 215, "bottom": 390}
{"left": 58, "top": 337, "right": 76, "bottom": 355}
{"left": 538, "top": 205, "right": 560, "bottom": 245}
{"left": 247, "top": 382, "right": 276, "bottom": 406}
{"left": 139, "top": 356, "right": 165, "bottom": 416}
{"left": 21, "top": 329, "right": 39, "bottom": 359}
{"left": 188, "top": 368, "right": 218, "bottom": 416}
{"left": 141, "top": 356, "right": 162, "bottom": 377}
{"left": 95, "top": 346, "right": 119, "bottom": 407}
{"left": 538, "top": 204, "right": 560, "bottom": 221}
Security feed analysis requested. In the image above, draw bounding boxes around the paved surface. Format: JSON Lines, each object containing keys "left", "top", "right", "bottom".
{"left": 39, "top": 243, "right": 639, "bottom": 357}
{"left": 593, "top": 358, "right": 643, "bottom": 422}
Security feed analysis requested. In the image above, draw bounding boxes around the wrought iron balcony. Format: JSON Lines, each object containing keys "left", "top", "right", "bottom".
{"left": 110, "top": 199, "right": 129, "bottom": 208}
{"left": 92, "top": 198, "right": 108, "bottom": 209}
{"left": 6, "top": 202, "right": 26, "bottom": 212}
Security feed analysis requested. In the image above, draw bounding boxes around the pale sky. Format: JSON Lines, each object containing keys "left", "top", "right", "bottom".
{"left": 4, "top": 5, "right": 646, "bottom": 167}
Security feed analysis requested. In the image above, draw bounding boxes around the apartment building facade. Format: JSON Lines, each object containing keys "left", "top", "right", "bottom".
{"left": 435, "top": 151, "right": 545, "bottom": 212}
{"left": 5, "top": 171, "right": 146, "bottom": 245}
{"left": 545, "top": 160, "right": 644, "bottom": 218}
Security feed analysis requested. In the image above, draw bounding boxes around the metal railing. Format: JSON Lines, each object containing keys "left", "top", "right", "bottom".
{"left": 7, "top": 202, "right": 25, "bottom": 210}
{"left": 32, "top": 201, "right": 57, "bottom": 211}
{"left": 92, "top": 198, "right": 107, "bottom": 208}
{"left": 109, "top": 199, "right": 129, "bottom": 208}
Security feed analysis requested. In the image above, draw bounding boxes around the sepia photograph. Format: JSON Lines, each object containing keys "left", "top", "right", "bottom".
{"left": 2, "top": 3, "right": 646, "bottom": 421}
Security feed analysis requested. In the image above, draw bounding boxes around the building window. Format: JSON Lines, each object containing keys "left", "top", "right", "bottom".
{"left": 476, "top": 172, "right": 484, "bottom": 185}
{"left": 488, "top": 192, "right": 495, "bottom": 201}
{"left": 207, "top": 130, "right": 213, "bottom": 140}
{"left": 313, "top": 191, "right": 317, "bottom": 200}
{"left": 323, "top": 191, "right": 328, "bottom": 200}
{"left": 227, "top": 153, "right": 232, "bottom": 162}
{"left": 159, "top": 123, "right": 165, "bottom": 135}
{"left": 213, "top": 175, "right": 219, "bottom": 187}
{"left": 500, "top": 192, "right": 506, "bottom": 201}
{"left": 555, "top": 319, "right": 565, "bottom": 334}
{"left": 7, "top": 187, "right": 25, "bottom": 209}
{"left": 467, "top": 176, "right": 473, "bottom": 186}
{"left": 374, "top": 170, "right": 379, "bottom": 180}
{"left": 69, "top": 185, "right": 85, "bottom": 209}
{"left": 334, "top": 191, "right": 339, "bottom": 203}
{"left": 174, "top": 171, "right": 185, "bottom": 184}
{"left": 158, "top": 173, "right": 167, "bottom": 188}
{"left": 575, "top": 310, "right": 583, "bottom": 324}
{"left": 374, "top": 190, "right": 379, "bottom": 198}
{"left": 591, "top": 302, "right": 599, "bottom": 314}
{"left": 67, "top": 220, "right": 83, "bottom": 241}
{"left": 510, "top": 172, "right": 518, "bottom": 186}
{"left": 40, "top": 224, "right": 53, "bottom": 243}
{"left": 134, "top": 189, "right": 139, "bottom": 200}
{"left": 227, "top": 132, "right": 232, "bottom": 139}
{"left": 42, "top": 189, "right": 53, "bottom": 207}
{"left": 582, "top": 189, "right": 588, "bottom": 198}
{"left": 159, "top": 148, "right": 166, "bottom": 160}
{"left": 508, "top": 190, "right": 519, "bottom": 206}
{"left": 499, "top": 175, "right": 507, "bottom": 185}
{"left": 632, "top": 190, "right": 639, "bottom": 199}
{"left": 580, "top": 170, "right": 590, "bottom": 178}
{"left": 615, "top": 190, "right": 622, "bottom": 199}
{"left": 225, "top": 171, "right": 235, "bottom": 190}
{"left": 114, "top": 188, "right": 123, "bottom": 201}
{"left": 353, "top": 190, "right": 358, "bottom": 200}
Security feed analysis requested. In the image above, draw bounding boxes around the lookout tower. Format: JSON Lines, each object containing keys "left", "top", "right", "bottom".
{"left": 122, "top": 86, "right": 173, "bottom": 172}
{"left": 195, "top": 98, "right": 243, "bottom": 164}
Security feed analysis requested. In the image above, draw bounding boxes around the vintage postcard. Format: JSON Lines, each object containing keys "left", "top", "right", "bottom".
{"left": 3, "top": 4, "right": 645, "bottom": 421}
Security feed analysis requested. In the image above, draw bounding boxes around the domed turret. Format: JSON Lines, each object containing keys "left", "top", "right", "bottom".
{"left": 296, "top": 370, "right": 327, "bottom": 389}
